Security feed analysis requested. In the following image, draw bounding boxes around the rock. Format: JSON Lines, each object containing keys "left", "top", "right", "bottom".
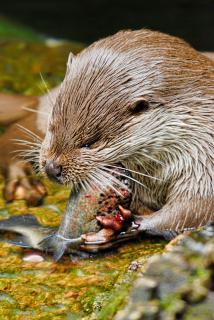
{"left": 22, "top": 253, "right": 44, "bottom": 262}
{"left": 114, "top": 223, "right": 214, "bottom": 320}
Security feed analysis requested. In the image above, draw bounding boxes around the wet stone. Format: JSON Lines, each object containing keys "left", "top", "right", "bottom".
{"left": 183, "top": 292, "right": 214, "bottom": 320}
{"left": 115, "top": 223, "right": 214, "bottom": 320}
{"left": 131, "top": 277, "right": 158, "bottom": 301}
{"left": 146, "top": 255, "right": 189, "bottom": 299}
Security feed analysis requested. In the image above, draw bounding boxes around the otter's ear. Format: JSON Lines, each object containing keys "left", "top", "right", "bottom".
{"left": 129, "top": 99, "right": 149, "bottom": 114}
{"left": 66, "top": 52, "right": 74, "bottom": 72}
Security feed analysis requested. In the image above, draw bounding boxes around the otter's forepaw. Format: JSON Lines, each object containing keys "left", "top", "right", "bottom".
{"left": 80, "top": 206, "right": 139, "bottom": 252}
{"left": 80, "top": 228, "right": 117, "bottom": 253}
{"left": 133, "top": 216, "right": 180, "bottom": 240}
{"left": 81, "top": 228, "right": 141, "bottom": 252}
{"left": 81, "top": 228, "right": 116, "bottom": 244}
{"left": 3, "top": 176, "right": 47, "bottom": 206}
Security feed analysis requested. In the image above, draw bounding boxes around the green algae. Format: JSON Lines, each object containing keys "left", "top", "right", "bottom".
{"left": 0, "top": 233, "right": 165, "bottom": 318}
{"left": 0, "top": 41, "right": 83, "bottom": 96}
{"left": 0, "top": 21, "right": 166, "bottom": 319}
{"left": 0, "top": 176, "right": 165, "bottom": 319}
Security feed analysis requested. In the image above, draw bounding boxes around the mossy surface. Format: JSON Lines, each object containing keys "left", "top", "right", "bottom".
{"left": 0, "top": 20, "right": 165, "bottom": 319}
{"left": 0, "top": 175, "right": 165, "bottom": 319}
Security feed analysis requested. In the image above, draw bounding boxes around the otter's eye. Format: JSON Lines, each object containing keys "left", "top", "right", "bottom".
{"left": 129, "top": 99, "right": 149, "bottom": 114}
{"left": 81, "top": 144, "right": 90, "bottom": 149}
{"left": 81, "top": 137, "right": 100, "bottom": 149}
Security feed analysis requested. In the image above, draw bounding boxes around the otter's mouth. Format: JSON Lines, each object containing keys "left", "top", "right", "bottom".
{"left": 39, "top": 164, "right": 135, "bottom": 260}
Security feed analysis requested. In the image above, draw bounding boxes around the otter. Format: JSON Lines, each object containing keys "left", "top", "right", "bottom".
{"left": 1, "top": 29, "right": 214, "bottom": 252}
{"left": 38, "top": 28, "right": 214, "bottom": 248}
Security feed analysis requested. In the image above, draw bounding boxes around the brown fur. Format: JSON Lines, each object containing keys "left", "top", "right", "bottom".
{"left": 0, "top": 95, "right": 46, "bottom": 205}
{"left": 40, "top": 29, "right": 214, "bottom": 233}
{"left": 1, "top": 29, "right": 214, "bottom": 234}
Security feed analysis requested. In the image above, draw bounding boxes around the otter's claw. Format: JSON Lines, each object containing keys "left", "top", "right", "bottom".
{"left": 81, "top": 229, "right": 141, "bottom": 252}
{"left": 80, "top": 204, "right": 137, "bottom": 252}
{"left": 40, "top": 228, "right": 141, "bottom": 258}
{"left": 81, "top": 228, "right": 116, "bottom": 244}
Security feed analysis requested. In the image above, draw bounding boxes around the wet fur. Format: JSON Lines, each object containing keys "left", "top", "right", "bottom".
{"left": 40, "top": 30, "right": 214, "bottom": 232}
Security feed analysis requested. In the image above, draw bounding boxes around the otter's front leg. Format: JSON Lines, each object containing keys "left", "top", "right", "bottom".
{"left": 83, "top": 197, "right": 214, "bottom": 251}
{"left": 136, "top": 197, "right": 214, "bottom": 233}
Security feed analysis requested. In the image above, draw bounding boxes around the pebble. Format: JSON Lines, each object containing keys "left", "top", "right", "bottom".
{"left": 22, "top": 254, "right": 44, "bottom": 263}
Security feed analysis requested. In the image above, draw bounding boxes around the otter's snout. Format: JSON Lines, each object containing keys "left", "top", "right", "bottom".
{"left": 45, "top": 161, "right": 62, "bottom": 183}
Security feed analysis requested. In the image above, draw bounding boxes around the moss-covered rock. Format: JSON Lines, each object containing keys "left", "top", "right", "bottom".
{"left": 115, "top": 224, "right": 214, "bottom": 320}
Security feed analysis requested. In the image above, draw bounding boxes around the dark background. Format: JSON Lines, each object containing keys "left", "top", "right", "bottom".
{"left": 1, "top": 0, "right": 214, "bottom": 50}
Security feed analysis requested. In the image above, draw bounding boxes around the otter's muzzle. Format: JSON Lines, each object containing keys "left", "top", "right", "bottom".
{"left": 45, "top": 160, "right": 62, "bottom": 183}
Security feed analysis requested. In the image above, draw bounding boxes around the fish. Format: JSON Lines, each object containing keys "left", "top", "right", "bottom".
{"left": 0, "top": 214, "right": 55, "bottom": 250}
{"left": 0, "top": 213, "right": 139, "bottom": 255}
{"left": 0, "top": 165, "right": 138, "bottom": 258}
{"left": 39, "top": 165, "right": 134, "bottom": 260}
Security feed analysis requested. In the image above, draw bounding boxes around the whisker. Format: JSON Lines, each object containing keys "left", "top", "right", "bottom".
{"left": 78, "top": 179, "right": 87, "bottom": 193}
{"left": 103, "top": 167, "right": 149, "bottom": 190}
{"left": 106, "top": 164, "right": 162, "bottom": 181}
{"left": 16, "top": 154, "right": 40, "bottom": 160}
{"left": 141, "top": 152, "right": 164, "bottom": 166}
{"left": 92, "top": 169, "right": 125, "bottom": 197}
{"left": 22, "top": 106, "right": 49, "bottom": 116}
{"left": 14, "top": 157, "right": 40, "bottom": 164}
{"left": 11, "top": 139, "right": 41, "bottom": 147}
{"left": 89, "top": 171, "right": 110, "bottom": 191}
{"left": 134, "top": 157, "right": 156, "bottom": 173}
{"left": 16, "top": 124, "right": 42, "bottom": 142}
{"left": 87, "top": 174, "right": 104, "bottom": 194}
{"left": 39, "top": 72, "right": 55, "bottom": 106}
{"left": 10, "top": 149, "right": 40, "bottom": 155}
{"left": 97, "top": 167, "right": 130, "bottom": 190}
{"left": 83, "top": 176, "right": 96, "bottom": 193}
{"left": 10, "top": 147, "right": 40, "bottom": 167}
{"left": 89, "top": 172, "right": 108, "bottom": 190}
{"left": 133, "top": 157, "right": 155, "bottom": 176}
{"left": 11, "top": 148, "right": 41, "bottom": 156}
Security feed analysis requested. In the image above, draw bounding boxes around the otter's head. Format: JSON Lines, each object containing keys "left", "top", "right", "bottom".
{"left": 40, "top": 29, "right": 212, "bottom": 191}
{"left": 39, "top": 50, "right": 154, "bottom": 191}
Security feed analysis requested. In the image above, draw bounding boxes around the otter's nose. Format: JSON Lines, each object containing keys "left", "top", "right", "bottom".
{"left": 45, "top": 160, "right": 62, "bottom": 182}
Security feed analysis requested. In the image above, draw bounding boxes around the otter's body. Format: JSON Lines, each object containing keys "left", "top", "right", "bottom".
{"left": 39, "top": 29, "right": 214, "bottom": 235}
{"left": 1, "top": 29, "right": 214, "bottom": 239}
